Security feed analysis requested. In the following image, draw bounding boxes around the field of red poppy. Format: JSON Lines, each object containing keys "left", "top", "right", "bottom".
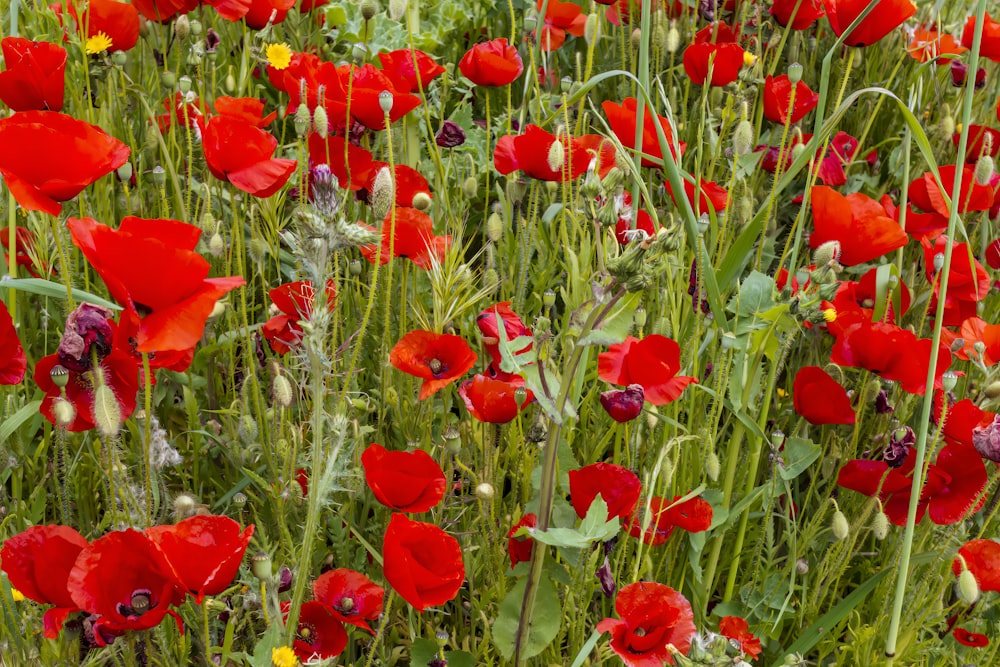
{"left": 1, "top": 0, "right": 1000, "bottom": 665}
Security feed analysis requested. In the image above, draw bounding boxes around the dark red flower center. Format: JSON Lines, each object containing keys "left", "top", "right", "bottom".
{"left": 117, "top": 589, "right": 154, "bottom": 618}
{"left": 428, "top": 358, "right": 444, "bottom": 376}
{"left": 298, "top": 622, "right": 316, "bottom": 645}
{"left": 335, "top": 595, "right": 355, "bottom": 614}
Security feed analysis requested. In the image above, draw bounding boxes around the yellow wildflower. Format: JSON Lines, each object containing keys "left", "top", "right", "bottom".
{"left": 272, "top": 646, "right": 298, "bottom": 667}
{"left": 85, "top": 32, "right": 114, "bottom": 55}
{"left": 742, "top": 50, "right": 757, "bottom": 67}
{"left": 266, "top": 43, "right": 293, "bottom": 70}
{"left": 822, "top": 308, "right": 837, "bottom": 323}
{"left": 11, "top": 588, "right": 25, "bottom": 602}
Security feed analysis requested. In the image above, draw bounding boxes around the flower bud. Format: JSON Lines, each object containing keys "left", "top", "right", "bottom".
{"left": 173, "top": 493, "right": 199, "bottom": 519}
{"left": 705, "top": 449, "right": 720, "bottom": 481}
{"left": 239, "top": 415, "right": 259, "bottom": 444}
{"left": 630, "top": 28, "right": 642, "bottom": 49}
{"left": 371, "top": 166, "right": 394, "bottom": 219}
{"left": 294, "top": 103, "right": 311, "bottom": 137}
{"left": 272, "top": 374, "right": 294, "bottom": 408}
{"left": 174, "top": 15, "right": 190, "bottom": 40}
{"left": 665, "top": 21, "right": 680, "bottom": 53}
{"left": 412, "top": 191, "right": 432, "bottom": 211}
{"left": 790, "top": 142, "right": 806, "bottom": 163}
{"left": 208, "top": 232, "right": 225, "bottom": 257}
{"left": 93, "top": 384, "right": 122, "bottom": 438}
{"left": 872, "top": 511, "right": 890, "bottom": 540}
{"left": 475, "top": 483, "right": 495, "bottom": 500}
{"left": 584, "top": 13, "right": 600, "bottom": 46}
{"left": 546, "top": 139, "right": 565, "bottom": 173}
{"left": 361, "top": 0, "right": 378, "bottom": 20}
{"left": 975, "top": 154, "right": 995, "bottom": 186}
{"left": 957, "top": 565, "right": 980, "bottom": 605}
{"left": 111, "top": 50, "right": 127, "bottom": 67}
{"left": 831, "top": 509, "right": 849, "bottom": 540}
{"left": 54, "top": 397, "right": 76, "bottom": 428}
{"left": 486, "top": 212, "right": 504, "bottom": 242}
{"left": 462, "top": 176, "right": 478, "bottom": 199}
{"left": 388, "top": 0, "right": 407, "bottom": 20}
{"left": 732, "top": 119, "right": 754, "bottom": 156}
{"left": 224, "top": 71, "right": 236, "bottom": 93}
{"left": 312, "top": 105, "right": 329, "bottom": 138}
{"left": 160, "top": 71, "right": 176, "bottom": 89}
{"left": 984, "top": 381, "right": 1000, "bottom": 399}
{"left": 787, "top": 62, "right": 803, "bottom": 85}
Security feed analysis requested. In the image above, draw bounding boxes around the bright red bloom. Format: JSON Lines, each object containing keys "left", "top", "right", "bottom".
{"left": 0, "top": 111, "right": 129, "bottom": 216}
{"left": 627, "top": 495, "right": 713, "bottom": 546}
{"left": 0, "top": 301, "right": 26, "bottom": 385}
{"left": 459, "top": 38, "right": 524, "bottom": 87}
{"left": 762, "top": 75, "right": 819, "bottom": 124}
{"left": 793, "top": 366, "right": 855, "bottom": 425}
{"left": 359, "top": 207, "right": 451, "bottom": 270}
{"left": 145, "top": 515, "right": 254, "bottom": 603}
{"left": 35, "top": 346, "right": 139, "bottom": 432}
{"left": 476, "top": 301, "right": 532, "bottom": 371}
{"left": 830, "top": 319, "right": 950, "bottom": 395}
{"left": 67, "top": 216, "right": 245, "bottom": 354}
{"left": 273, "top": 53, "right": 348, "bottom": 126}
{"left": 262, "top": 280, "right": 337, "bottom": 355}
{"left": 459, "top": 372, "right": 533, "bottom": 424}
{"left": 287, "top": 600, "right": 347, "bottom": 660}
{"left": 907, "top": 27, "right": 967, "bottom": 64}
{"left": 816, "top": 131, "right": 873, "bottom": 186}
{"left": 131, "top": 0, "right": 199, "bottom": 22}
{"left": 156, "top": 92, "right": 204, "bottom": 133}
{"left": 536, "top": 0, "right": 586, "bottom": 51}
{"left": 313, "top": 568, "right": 385, "bottom": 633}
{"left": 771, "top": 0, "right": 824, "bottom": 29}
{"left": 67, "top": 530, "right": 184, "bottom": 645}
{"left": 213, "top": 96, "right": 277, "bottom": 127}
{"left": 962, "top": 13, "right": 1000, "bottom": 63}
{"left": 202, "top": 115, "right": 297, "bottom": 197}
{"left": 952, "top": 539, "right": 1000, "bottom": 592}
{"left": 360, "top": 163, "right": 433, "bottom": 209}
{"left": 825, "top": 267, "right": 911, "bottom": 337}
{"left": 823, "top": 0, "right": 916, "bottom": 48}
{"left": 0, "top": 525, "right": 88, "bottom": 638}
{"left": 719, "top": 616, "right": 763, "bottom": 660}
{"left": 308, "top": 134, "right": 377, "bottom": 191}
{"left": 665, "top": 178, "right": 729, "bottom": 215}
{"left": 569, "top": 462, "right": 642, "bottom": 521}
{"left": 389, "top": 330, "right": 477, "bottom": 400}
{"left": 934, "top": 394, "right": 996, "bottom": 450}
{"left": 908, "top": 165, "right": 996, "bottom": 226}
{"left": 343, "top": 63, "right": 422, "bottom": 130}
{"left": 507, "top": 514, "right": 537, "bottom": 569}
{"left": 942, "top": 317, "right": 1000, "bottom": 366}
{"left": 361, "top": 443, "right": 446, "bottom": 512}
{"left": 682, "top": 23, "right": 745, "bottom": 87}
{"left": 210, "top": 0, "right": 297, "bottom": 29}
{"left": 596, "top": 582, "right": 696, "bottom": 667}
{"left": 494, "top": 125, "right": 596, "bottom": 182}
{"left": 921, "top": 235, "right": 990, "bottom": 326}
{"left": 71, "top": 0, "right": 140, "bottom": 51}
{"left": 953, "top": 627, "right": 989, "bottom": 647}
{"left": 615, "top": 209, "right": 656, "bottom": 246}
{"left": 953, "top": 125, "right": 1000, "bottom": 163}
{"left": 809, "top": 185, "right": 906, "bottom": 266}
{"left": 0, "top": 37, "right": 65, "bottom": 111}
{"left": 603, "top": 98, "right": 686, "bottom": 167}
{"left": 382, "top": 513, "right": 465, "bottom": 612}
{"left": 377, "top": 49, "right": 446, "bottom": 94}
{"left": 598, "top": 335, "right": 697, "bottom": 405}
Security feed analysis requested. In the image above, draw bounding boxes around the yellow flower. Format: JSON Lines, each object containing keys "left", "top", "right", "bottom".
{"left": 776, "top": 388, "right": 787, "bottom": 398}
{"left": 271, "top": 646, "right": 298, "bottom": 667}
{"left": 266, "top": 43, "right": 292, "bottom": 70}
{"left": 742, "top": 50, "right": 757, "bottom": 67}
{"left": 822, "top": 308, "right": 837, "bottom": 323}
{"left": 85, "top": 32, "right": 114, "bottom": 55}
{"left": 10, "top": 588, "right": 25, "bottom": 602}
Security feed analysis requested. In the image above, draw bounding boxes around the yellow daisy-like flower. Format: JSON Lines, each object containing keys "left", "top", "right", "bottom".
{"left": 85, "top": 32, "right": 114, "bottom": 55}
{"left": 271, "top": 646, "right": 298, "bottom": 667}
{"left": 822, "top": 308, "right": 837, "bottom": 323}
{"left": 10, "top": 588, "right": 25, "bottom": 602}
{"left": 265, "top": 43, "right": 292, "bottom": 70}
{"left": 742, "top": 50, "right": 757, "bottom": 67}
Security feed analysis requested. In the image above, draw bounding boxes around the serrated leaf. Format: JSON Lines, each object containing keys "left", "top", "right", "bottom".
{"left": 778, "top": 437, "right": 821, "bottom": 481}
{"left": 492, "top": 574, "right": 561, "bottom": 660}
{"left": 249, "top": 624, "right": 282, "bottom": 667}
{"left": 727, "top": 271, "right": 774, "bottom": 317}
{"left": 530, "top": 495, "right": 619, "bottom": 549}
{"left": 410, "top": 638, "right": 440, "bottom": 667}
{"left": 578, "top": 292, "right": 641, "bottom": 346}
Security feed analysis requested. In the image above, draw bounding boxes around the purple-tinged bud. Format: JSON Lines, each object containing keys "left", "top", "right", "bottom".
{"left": 950, "top": 61, "right": 987, "bottom": 90}
{"left": 874, "top": 389, "right": 894, "bottom": 414}
{"left": 883, "top": 426, "right": 915, "bottom": 468}
{"left": 435, "top": 120, "right": 466, "bottom": 148}
{"left": 600, "top": 384, "right": 645, "bottom": 422}
{"left": 972, "top": 414, "right": 1000, "bottom": 463}
{"left": 57, "top": 303, "right": 116, "bottom": 372}
{"left": 596, "top": 555, "right": 616, "bottom": 598}
{"left": 277, "top": 566, "right": 293, "bottom": 593}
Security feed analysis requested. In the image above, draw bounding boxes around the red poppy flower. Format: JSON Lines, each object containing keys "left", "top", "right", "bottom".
{"left": 952, "top": 539, "right": 1000, "bottom": 592}
{"left": 953, "top": 627, "right": 989, "bottom": 647}
{"left": 131, "top": 0, "right": 199, "bottom": 22}
{"left": 569, "top": 462, "right": 642, "bottom": 521}
{"left": 907, "top": 26, "right": 967, "bottom": 64}
{"left": 145, "top": 515, "right": 254, "bottom": 603}
{"left": 962, "top": 13, "right": 1000, "bottom": 62}
{"left": 719, "top": 616, "right": 763, "bottom": 660}
{"left": 908, "top": 165, "right": 996, "bottom": 226}
{"left": 942, "top": 317, "right": 1000, "bottom": 366}
{"left": 67, "top": 216, "right": 245, "bottom": 353}
{"left": 615, "top": 209, "right": 656, "bottom": 246}
{"left": 71, "top": 0, "right": 141, "bottom": 52}
{"left": 762, "top": 75, "right": 819, "bottom": 124}
{"left": 377, "top": 49, "right": 446, "bottom": 94}
{"left": 953, "top": 125, "right": 1000, "bottom": 163}
{"left": 35, "top": 346, "right": 139, "bottom": 432}
{"left": 0, "top": 111, "right": 129, "bottom": 216}
{"left": 596, "top": 582, "right": 696, "bottom": 667}
{"left": 823, "top": 0, "right": 916, "bottom": 48}
{"left": 360, "top": 163, "right": 433, "bottom": 209}
{"left": 507, "top": 514, "right": 538, "bottom": 569}
{"left": 771, "top": 0, "right": 824, "bottom": 29}
{"left": 921, "top": 235, "right": 990, "bottom": 326}
{"left": 213, "top": 96, "right": 277, "bottom": 127}
{"left": 598, "top": 335, "right": 697, "bottom": 405}
{"left": 933, "top": 394, "right": 996, "bottom": 451}
{"left": 830, "top": 319, "right": 950, "bottom": 395}
{"left": 308, "top": 134, "right": 377, "bottom": 191}
{"left": 274, "top": 53, "right": 348, "bottom": 126}
{"left": 825, "top": 267, "right": 911, "bottom": 338}
{"left": 262, "top": 280, "right": 337, "bottom": 355}
{"left": 808, "top": 185, "right": 906, "bottom": 266}
{"left": 361, "top": 443, "right": 447, "bottom": 512}
{"left": 536, "top": 0, "right": 586, "bottom": 51}
{"left": 210, "top": 0, "right": 297, "bottom": 29}
{"left": 627, "top": 495, "right": 713, "bottom": 546}
{"left": 382, "top": 513, "right": 465, "bottom": 612}
{"left": 0, "top": 525, "right": 88, "bottom": 638}
{"left": 156, "top": 92, "right": 203, "bottom": 133}
{"left": 792, "top": 366, "right": 855, "bottom": 425}
{"left": 0, "top": 301, "right": 25, "bottom": 385}
{"left": 459, "top": 372, "right": 533, "bottom": 424}
{"left": 286, "top": 600, "right": 348, "bottom": 660}
{"left": 67, "top": 529, "right": 184, "bottom": 645}
{"left": 202, "top": 115, "right": 297, "bottom": 197}
{"left": 476, "top": 301, "right": 532, "bottom": 371}
{"left": 313, "top": 568, "right": 385, "bottom": 633}
{"left": 340, "top": 63, "right": 422, "bottom": 130}
{"left": 0, "top": 37, "right": 65, "bottom": 111}
{"left": 665, "top": 178, "right": 729, "bottom": 216}
{"left": 359, "top": 207, "right": 451, "bottom": 270}
{"left": 494, "top": 125, "right": 594, "bottom": 182}
{"left": 600, "top": 384, "right": 645, "bottom": 422}
{"left": 682, "top": 23, "right": 746, "bottom": 87}
{"left": 602, "top": 98, "right": 686, "bottom": 168}
{"left": 459, "top": 38, "right": 524, "bottom": 87}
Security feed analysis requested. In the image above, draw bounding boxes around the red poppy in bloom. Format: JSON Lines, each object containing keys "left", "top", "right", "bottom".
{"left": 71, "top": 0, "right": 141, "bottom": 51}
{"left": 569, "top": 462, "right": 642, "bottom": 521}
{"left": 308, "top": 134, "right": 377, "bottom": 191}
{"left": 953, "top": 125, "right": 1000, "bottom": 163}
{"left": 809, "top": 186, "right": 906, "bottom": 266}
{"left": 597, "top": 582, "right": 696, "bottom": 667}
{"left": 213, "top": 96, "right": 277, "bottom": 128}
{"left": 377, "top": 49, "right": 446, "bottom": 94}
{"left": 815, "top": 131, "right": 876, "bottom": 186}
{"left": 210, "top": 0, "right": 297, "bottom": 29}
{"left": 823, "top": 0, "right": 916, "bottom": 48}
{"left": 536, "top": 0, "right": 586, "bottom": 51}
{"left": 35, "top": 345, "right": 139, "bottom": 432}
{"left": 762, "top": 75, "right": 819, "bottom": 125}
{"left": 67, "top": 530, "right": 184, "bottom": 645}
{"left": 131, "top": 0, "right": 199, "bottom": 22}
{"left": 771, "top": 0, "right": 824, "bottom": 29}
{"left": 830, "top": 319, "right": 950, "bottom": 395}
{"left": 459, "top": 38, "right": 524, "bottom": 87}
{"left": 0, "top": 37, "right": 65, "bottom": 111}
{"left": 359, "top": 207, "right": 451, "bottom": 270}
{"left": 962, "top": 13, "right": 1000, "bottom": 63}
{"left": 921, "top": 235, "right": 990, "bottom": 326}
{"left": 507, "top": 514, "right": 538, "bottom": 569}
{"left": 202, "top": 115, "right": 297, "bottom": 197}
{"left": 382, "top": 513, "right": 465, "bottom": 612}
{"left": 156, "top": 92, "right": 204, "bottom": 133}
{"left": 603, "top": 98, "right": 686, "bottom": 167}
{"left": 942, "top": 317, "right": 1000, "bottom": 366}
{"left": 286, "top": 600, "right": 348, "bottom": 660}
{"left": 825, "top": 267, "right": 911, "bottom": 337}
{"left": 933, "top": 394, "right": 997, "bottom": 452}
{"left": 361, "top": 443, "right": 447, "bottom": 512}
{"left": 952, "top": 539, "right": 1000, "bottom": 592}
{"left": 0, "top": 525, "right": 88, "bottom": 638}
{"left": 389, "top": 330, "right": 478, "bottom": 400}
{"left": 359, "top": 163, "right": 433, "bottom": 209}
{"left": 342, "top": 63, "right": 422, "bottom": 130}
{"left": 682, "top": 23, "right": 746, "bottom": 88}
{"left": 67, "top": 216, "right": 245, "bottom": 353}
{"left": 494, "top": 125, "right": 594, "bottom": 182}
{"left": 459, "top": 372, "right": 533, "bottom": 424}
{"left": 313, "top": 568, "right": 385, "bottom": 633}
{"left": 145, "top": 515, "right": 254, "bottom": 603}
{"left": 953, "top": 627, "right": 989, "bottom": 647}
{"left": 627, "top": 495, "right": 713, "bottom": 546}
{"left": 665, "top": 178, "right": 729, "bottom": 216}
{"left": 0, "top": 301, "right": 26, "bottom": 385}
{"left": 792, "top": 366, "right": 855, "bottom": 425}
{"left": 719, "top": 616, "right": 763, "bottom": 660}
{"left": 615, "top": 209, "right": 656, "bottom": 246}
{"left": 476, "top": 301, "right": 532, "bottom": 371}
{"left": 598, "top": 335, "right": 697, "bottom": 405}
{"left": 262, "top": 280, "right": 337, "bottom": 354}
{"left": 273, "top": 53, "right": 348, "bottom": 126}
{"left": 0, "top": 111, "right": 129, "bottom": 216}
{"left": 907, "top": 26, "right": 967, "bottom": 64}
{"left": 906, "top": 166, "right": 996, "bottom": 239}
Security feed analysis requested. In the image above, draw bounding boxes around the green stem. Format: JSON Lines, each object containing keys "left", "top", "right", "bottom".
{"left": 6, "top": 191, "right": 15, "bottom": 324}
{"left": 142, "top": 352, "right": 153, "bottom": 526}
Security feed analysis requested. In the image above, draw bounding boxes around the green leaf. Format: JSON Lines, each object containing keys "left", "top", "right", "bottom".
{"left": 0, "top": 278, "right": 121, "bottom": 310}
{"left": 410, "top": 638, "right": 440, "bottom": 667}
{"left": 727, "top": 271, "right": 774, "bottom": 317}
{"left": 249, "top": 624, "right": 282, "bottom": 667}
{"left": 531, "top": 496, "right": 620, "bottom": 549}
{"left": 542, "top": 204, "right": 563, "bottom": 224}
{"left": 492, "top": 574, "right": 561, "bottom": 660}
{"left": 578, "top": 292, "right": 641, "bottom": 346}
{"left": 778, "top": 437, "right": 821, "bottom": 481}
{"left": 0, "top": 399, "right": 41, "bottom": 444}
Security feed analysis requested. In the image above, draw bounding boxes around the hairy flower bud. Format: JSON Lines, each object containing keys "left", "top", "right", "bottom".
{"left": 412, "top": 191, "right": 432, "bottom": 211}
{"left": 388, "top": 0, "right": 407, "bottom": 21}
{"left": 360, "top": 0, "right": 378, "bottom": 20}
{"left": 239, "top": 415, "right": 259, "bottom": 444}
{"left": 462, "top": 176, "right": 478, "bottom": 199}
{"left": 584, "top": 13, "right": 600, "bottom": 46}
{"left": 272, "top": 374, "right": 294, "bottom": 408}
{"left": 546, "top": 139, "right": 565, "bottom": 173}
{"left": 957, "top": 565, "right": 980, "bottom": 605}
{"left": 705, "top": 449, "right": 720, "bottom": 481}
{"left": 294, "top": 103, "right": 311, "bottom": 137}
{"left": 732, "top": 119, "right": 754, "bottom": 156}
{"left": 975, "top": 154, "right": 995, "bottom": 186}
{"left": 54, "top": 397, "right": 76, "bottom": 428}
{"left": 831, "top": 509, "right": 849, "bottom": 540}
{"left": 174, "top": 15, "right": 190, "bottom": 41}
{"left": 486, "top": 212, "right": 504, "bottom": 242}
{"left": 208, "top": 232, "right": 225, "bottom": 257}
{"left": 312, "top": 105, "right": 330, "bottom": 138}
{"left": 371, "top": 166, "right": 394, "bottom": 219}
{"left": 93, "top": 384, "right": 122, "bottom": 438}
{"left": 872, "top": 510, "right": 889, "bottom": 540}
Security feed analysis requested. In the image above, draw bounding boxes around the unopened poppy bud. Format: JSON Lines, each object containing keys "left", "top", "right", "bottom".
{"left": 443, "top": 426, "right": 462, "bottom": 453}
{"left": 361, "top": 0, "right": 378, "bottom": 20}
{"left": 535, "top": 315, "right": 551, "bottom": 332}
{"left": 732, "top": 119, "right": 754, "bottom": 156}
{"left": 272, "top": 374, "right": 294, "bottom": 408}
{"left": 371, "top": 166, "right": 394, "bottom": 219}
{"left": 116, "top": 161, "right": 133, "bottom": 183}
{"left": 251, "top": 552, "right": 272, "bottom": 581}
{"left": 665, "top": 21, "right": 680, "bottom": 53}
{"left": 705, "top": 449, "right": 720, "bottom": 481}
{"left": 546, "top": 140, "right": 565, "bottom": 173}
{"left": 54, "top": 397, "right": 76, "bottom": 428}
{"left": 239, "top": 415, "right": 259, "bottom": 444}
{"left": 208, "top": 232, "right": 225, "bottom": 257}
{"left": 942, "top": 371, "right": 959, "bottom": 392}
{"left": 294, "top": 103, "right": 311, "bottom": 137}
{"left": 111, "top": 50, "right": 127, "bottom": 67}
{"left": 312, "top": 105, "right": 329, "bottom": 138}
{"left": 50, "top": 364, "right": 70, "bottom": 388}
{"left": 872, "top": 509, "right": 889, "bottom": 540}
{"left": 248, "top": 238, "right": 268, "bottom": 263}
{"left": 378, "top": 90, "right": 394, "bottom": 114}
{"left": 984, "top": 381, "right": 1000, "bottom": 399}
{"left": 812, "top": 240, "right": 841, "bottom": 267}
{"left": 975, "top": 154, "right": 994, "bottom": 186}
{"left": 174, "top": 14, "right": 190, "bottom": 40}
{"left": 349, "top": 259, "right": 362, "bottom": 276}
{"left": 412, "top": 192, "right": 432, "bottom": 211}
{"left": 584, "top": 13, "right": 599, "bottom": 46}
{"left": 630, "top": 28, "right": 642, "bottom": 49}
{"left": 462, "top": 176, "right": 478, "bottom": 199}
{"left": 475, "top": 483, "right": 495, "bottom": 500}
{"left": 940, "top": 113, "right": 955, "bottom": 137}
{"left": 831, "top": 509, "right": 849, "bottom": 540}
{"left": 224, "top": 71, "right": 236, "bottom": 93}
{"left": 388, "top": 0, "right": 407, "bottom": 20}
{"left": 790, "top": 142, "right": 806, "bottom": 163}
{"left": 486, "top": 212, "right": 504, "bottom": 242}
{"left": 973, "top": 341, "right": 987, "bottom": 360}
{"left": 957, "top": 562, "right": 980, "bottom": 605}
{"left": 93, "top": 384, "right": 122, "bottom": 438}
{"left": 483, "top": 268, "right": 499, "bottom": 291}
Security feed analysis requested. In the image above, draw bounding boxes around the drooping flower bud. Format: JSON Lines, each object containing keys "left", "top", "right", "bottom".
{"left": 871, "top": 510, "right": 890, "bottom": 540}
{"left": 732, "top": 119, "right": 754, "bottom": 156}
{"left": 435, "top": 120, "right": 466, "bottom": 148}
{"left": 486, "top": 212, "right": 504, "bottom": 242}
{"left": 600, "top": 384, "right": 645, "bottom": 422}
{"left": 831, "top": 509, "right": 849, "bottom": 540}
{"left": 294, "top": 103, "right": 311, "bottom": 137}
{"left": 462, "top": 176, "right": 478, "bottom": 199}
{"left": 54, "top": 397, "right": 76, "bottom": 428}
{"left": 174, "top": 15, "right": 190, "bottom": 41}
{"left": 812, "top": 240, "right": 841, "bottom": 267}
{"left": 239, "top": 415, "right": 259, "bottom": 444}
{"left": 584, "top": 14, "right": 600, "bottom": 46}
{"left": 272, "top": 374, "right": 294, "bottom": 408}
{"left": 957, "top": 562, "right": 981, "bottom": 605}
{"left": 388, "top": 0, "right": 407, "bottom": 21}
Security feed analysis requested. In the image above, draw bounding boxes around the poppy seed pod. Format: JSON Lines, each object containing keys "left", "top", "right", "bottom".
{"left": 361, "top": 0, "right": 378, "bottom": 20}
{"left": 787, "top": 62, "right": 803, "bottom": 84}
{"left": 412, "top": 192, "right": 432, "bottom": 211}
{"left": 251, "top": 552, "right": 272, "bottom": 581}
{"left": 378, "top": 90, "right": 393, "bottom": 115}
{"left": 49, "top": 364, "right": 70, "bottom": 388}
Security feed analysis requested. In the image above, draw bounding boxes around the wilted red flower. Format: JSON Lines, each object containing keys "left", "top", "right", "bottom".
{"left": 962, "top": 12, "right": 1000, "bottom": 62}
{"left": 627, "top": 495, "right": 713, "bottom": 546}
{"left": 377, "top": 49, "right": 446, "bottom": 94}
{"left": 682, "top": 22, "right": 746, "bottom": 87}
{"left": 771, "top": 0, "right": 824, "bottom": 29}
{"left": 71, "top": 0, "right": 141, "bottom": 51}
{"left": 0, "top": 111, "right": 129, "bottom": 216}
{"left": 459, "top": 372, "right": 533, "bottom": 424}
{"left": 762, "top": 74, "right": 819, "bottom": 124}
{"left": 823, "top": 0, "right": 916, "bottom": 48}
{"left": 536, "top": 0, "right": 586, "bottom": 51}
{"left": 145, "top": 515, "right": 254, "bottom": 603}
{"left": 602, "top": 98, "right": 686, "bottom": 167}
{"left": 665, "top": 177, "right": 729, "bottom": 216}
{"left": 596, "top": 582, "right": 696, "bottom": 667}
{"left": 0, "top": 37, "right": 65, "bottom": 111}
{"left": 459, "top": 38, "right": 524, "bottom": 87}
{"left": 953, "top": 627, "right": 990, "bottom": 648}
{"left": 0, "top": 301, "right": 26, "bottom": 385}
{"left": 210, "top": 0, "right": 297, "bottom": 29}
{"left": 476, "top": 301, "right": 532, "bottom": 371}
{"left": 67, "top": 529, "right": 184, "bottom": 645}
{"left": 361, "top": 443, "right": 446, "bottom": 512}
{"left": 389, "top": 330, "right": 478, "bottom": 400}
{"left": 308, "top": 134, "right": 377, "bottom": 191}
{"left": 719, "top": 616, "right": 763, "bottom": 660}
{"left": 598, "top": 335, "right": 697, "bottom": 405}
{"left": 67, "top": 216, "right": 245, "bottom": 353}
{"left": 830, "top": 319, "right": 950, "bottom": 395}
{"left": 507, "top": 514, "right": 537, "bottom": 569}
{"left": 494, "top": 124, "right": 596, "bottom": 182}
{"left": 600, "top": 384, "right": 645, "bottom": 422}
{"left": 35, "top": 345, "right": 139, "bottom": 432}
{"left": 951, "top": 539, "right": 1000, "bottom": 592}
{"left": 953, "top": 125, "right": 1000, "bottom": 163}
{"left": 131, "top": 0, "right": 199, "bottom": 22}
{"left": 792, "top": 366, "right": 856, "bottom": 425}
{"left": 359, "top": 207, "right": 451, "bottom": 270}
{"left": 202, "top": 115, "right": 297, "bottom": 197}
{"left": 615, "top": 209, "right": 656, "bottom": 246}
{"left": 286, "top": 600, "right": 348, "bottom": 660}
{"left": 382, "top": 513, "right": 465, "bottom": 612}
{"left": 313, "top": 568, "right": 385, "bottom": 633}
{"left": 809, "top": 185, "right": 906, "bottom": 266}
{"left": 0, "top": 525, "right": 88, "bottom": 638}
{"left": 569, "top": 462, "right": 642, "bottom": 521}
{"left": 262, "top": 280, "right": 337, "bottom": 354}
{"left": 907, "top": 26, "right": 967, "bottom": 64}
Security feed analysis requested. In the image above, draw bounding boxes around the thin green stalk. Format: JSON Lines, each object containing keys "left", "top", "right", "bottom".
{"left": 6, "top": 191, "right": 15, "bottom": 323}
{"left": 142, "top": 352, "right": 153, "bottom": 526}
{"left": 629, "top": 0, "right": 652, "bottom": 205}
